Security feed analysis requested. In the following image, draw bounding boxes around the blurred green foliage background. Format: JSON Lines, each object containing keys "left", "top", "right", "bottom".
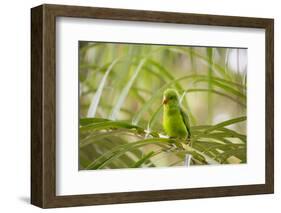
{"left": 79, "top": 42, "right": 247, "bottom": 170}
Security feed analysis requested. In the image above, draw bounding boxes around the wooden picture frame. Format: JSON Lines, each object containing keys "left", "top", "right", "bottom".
{"left": 31, "top": 4, "right": 274, "bottom": 208}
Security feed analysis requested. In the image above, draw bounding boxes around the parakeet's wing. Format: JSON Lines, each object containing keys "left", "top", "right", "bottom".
{"left": 180, "top": 108, "right": 191, "bottom": 138}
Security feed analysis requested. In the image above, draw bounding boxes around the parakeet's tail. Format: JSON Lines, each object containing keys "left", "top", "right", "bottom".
{"left": 187, "top": 133, "right": 192, "bottom": 146}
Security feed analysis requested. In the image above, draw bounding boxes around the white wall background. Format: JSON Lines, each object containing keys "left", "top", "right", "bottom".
{"left": 0, "top": 0, "right": 279, "bottom": 212}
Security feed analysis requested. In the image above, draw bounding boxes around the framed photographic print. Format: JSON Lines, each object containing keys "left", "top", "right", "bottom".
{"left": 31, "top": 4, "right": 274, "bottom": 208}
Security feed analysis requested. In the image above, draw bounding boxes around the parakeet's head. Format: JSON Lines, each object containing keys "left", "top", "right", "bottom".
{"left": 162, "top": 89, "right": 179, "bottom": 106}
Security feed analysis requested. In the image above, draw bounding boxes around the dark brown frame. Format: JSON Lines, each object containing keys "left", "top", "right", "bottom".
{"left": 31, "top": 4, "right": 274, "bottom": 208}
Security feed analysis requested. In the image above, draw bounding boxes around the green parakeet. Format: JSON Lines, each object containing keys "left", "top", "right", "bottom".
{"left": 162, "top": 88, "right": 191, "bottom": 140}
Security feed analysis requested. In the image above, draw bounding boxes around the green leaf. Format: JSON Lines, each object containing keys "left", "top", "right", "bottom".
{"left": 201, "top": 116, "right": 246, "bottom": 135}
{"left": 110, "top": 59, "right": 146, "bottom": 120}
{"left": 133, "top": 151, "right": 155, "bottom": 168}
{"left": 87, "top": 59, "right": 119, "bottom": 117}
{"left": 80, "top": 117, "right": 109, "bottom": 126}
{"left": 80, "top": 120, "right": 144, "bottom": 132}
{"left": 183, "top": 88, "right": 246, "bottom": 108}
{"left": 86, "top": 138, "right": 174, "bottom": 169}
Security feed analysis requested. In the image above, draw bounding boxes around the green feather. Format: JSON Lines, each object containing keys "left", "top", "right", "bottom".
{"left": 162, "top": 89, "right": 191, "bottom": 140}
{"left": 180, "top": 108, "right": 191, "bottom": 138}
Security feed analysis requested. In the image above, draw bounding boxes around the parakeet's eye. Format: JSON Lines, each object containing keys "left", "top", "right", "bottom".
{"left": 170, "top": 96, "right": 176, "bottom": 100}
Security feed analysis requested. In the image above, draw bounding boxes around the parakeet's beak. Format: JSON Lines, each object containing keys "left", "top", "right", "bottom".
{"left": 162, "top": 98, "right": 168, "bottom": 105}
